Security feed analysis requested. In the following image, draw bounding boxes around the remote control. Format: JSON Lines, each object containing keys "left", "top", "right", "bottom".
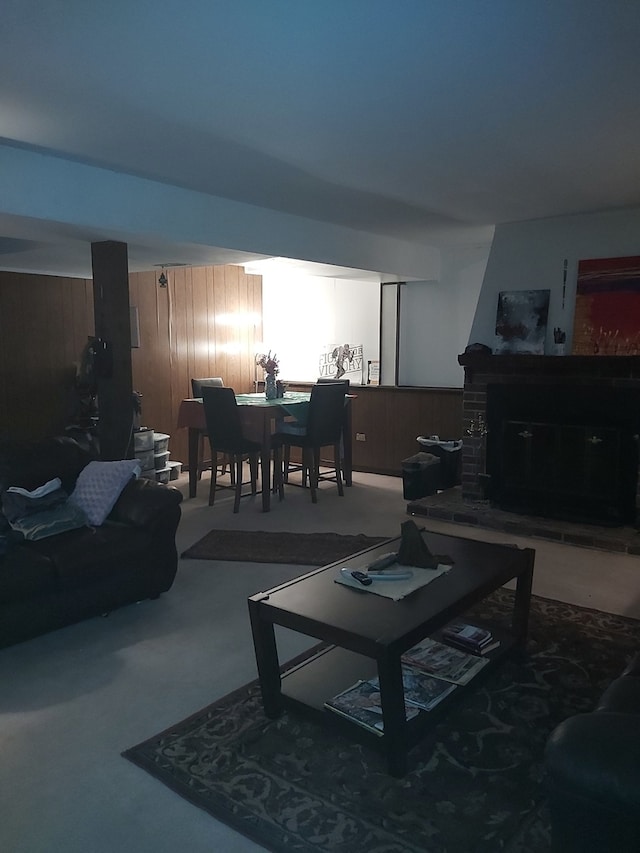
{"left": 367, "top": 552, "right": 398, "bottom": 572}
{"left": 350, "top": 570, "right": 372, "bottom": 586}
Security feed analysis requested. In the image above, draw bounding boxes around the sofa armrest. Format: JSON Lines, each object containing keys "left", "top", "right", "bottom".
{"left": 545, "top": 712, "right": 640, "bottom": 810}
{"left": 108, "top": 477, "right": 183, "bottom": 527}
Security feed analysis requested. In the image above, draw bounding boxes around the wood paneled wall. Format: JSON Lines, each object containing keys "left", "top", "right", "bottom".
{"left": 129, "top": 264, "right": 262, "bottom": 466}
{"left": 0, "top": 266, "right": 463, "bottom": 476}
{"left": 0, "top": 271, "right": 94, "bottom": 440}
{"left": 0, "top": 265, "right": 262, "bottom": 467}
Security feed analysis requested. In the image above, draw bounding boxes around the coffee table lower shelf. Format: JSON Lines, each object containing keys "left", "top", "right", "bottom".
{"left": 278, "top": 636, "right": 517, "bottom": 771}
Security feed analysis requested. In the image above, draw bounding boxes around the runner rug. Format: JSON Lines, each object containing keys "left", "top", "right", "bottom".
{"left": 123, "top": 590, "right": 638, "bottom": 852}
{"left": 181, "top": 529, "right": 390, "bottom": 565}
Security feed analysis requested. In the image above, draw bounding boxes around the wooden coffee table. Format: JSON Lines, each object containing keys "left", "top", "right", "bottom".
{"left": 248, "top": 529, "right": 535, "bottom": 776}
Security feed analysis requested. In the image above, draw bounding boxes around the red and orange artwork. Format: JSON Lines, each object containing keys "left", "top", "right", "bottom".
{"left": 572, "top": 256, "right": 640, "bottom": 356}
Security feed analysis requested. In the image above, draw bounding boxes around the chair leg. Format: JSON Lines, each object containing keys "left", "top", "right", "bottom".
{"left": 283, "top": 445, "right": 291, "bottom": 483}
{"left": 333, "top": 442, "right": 344, "bottom": 496}
{"left": 249, "top": 453, "right": 259, "bottom": 494}
{"left": 272, "top": 447, "right": 284, "bottom": 500}
{"left": 233, "top": 454, "right": 243, "bottom": 513}
{"left": 305, "top": 447, "right": 318, "bottom": 503}
{"left": 208, "top": 450, "right": 218, "bottom": 506}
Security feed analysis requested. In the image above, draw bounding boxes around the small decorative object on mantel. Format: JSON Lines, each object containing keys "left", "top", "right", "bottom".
{"left": 553, "top": 327, "right": 566, "bottom": 356}
{"left": 464, "top": 342, "right": 492, "bottom": 356}
{"left": 256, "top": 351, "right": 280, "bottom": 400}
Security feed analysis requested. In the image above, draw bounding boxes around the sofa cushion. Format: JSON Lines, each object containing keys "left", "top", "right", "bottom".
{"left": 596, "top": 676, "right": 640, "bottom": 714}
{"left": 29, "top": 522, "right": 153, "bottom": 590}
{"left": 68, "top": 460, "right": 141, "bottom": 525}
{"left": 0, "top": 546, "right": 57, "bottom": 604}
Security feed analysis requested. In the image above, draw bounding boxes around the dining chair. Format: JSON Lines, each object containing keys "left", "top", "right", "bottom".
{"left": 190, "top": 377, "right": 232, "bottom": 482}
{"left": 274, "top": 382, "right": 346, "bottom": 503}
{"left": 191, "top": 377, "right": 224, "bottom": 398}
{"left": 282, "top": 378, "right": 350, "bottom": 488}
{"left": 202, "top": 387, "right": 283, "bottom": 512}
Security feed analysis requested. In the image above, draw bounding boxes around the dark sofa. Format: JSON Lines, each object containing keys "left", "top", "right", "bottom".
{"left": 544, "top": 653, "right": 640, "bottom": 852}
{"left": 0, "top": 435, "right": 183, "bottom": 649}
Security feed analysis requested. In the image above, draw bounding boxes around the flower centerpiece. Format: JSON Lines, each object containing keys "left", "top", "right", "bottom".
{"left": 256, "top": 350, "right": 280, "bottom": 399}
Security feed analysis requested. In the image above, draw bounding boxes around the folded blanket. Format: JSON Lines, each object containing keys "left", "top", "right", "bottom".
{"left": 2, "top": 479, "right": 69, "bottom": 522}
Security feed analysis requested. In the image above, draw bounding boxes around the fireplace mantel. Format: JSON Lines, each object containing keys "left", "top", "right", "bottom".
{"left": 458, "top": 353, "right": 640, "bottom": 383}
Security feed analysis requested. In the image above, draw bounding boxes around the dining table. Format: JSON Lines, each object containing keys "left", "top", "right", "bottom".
{"left": 176, "top": 391, "right": 353, "bottom": 510}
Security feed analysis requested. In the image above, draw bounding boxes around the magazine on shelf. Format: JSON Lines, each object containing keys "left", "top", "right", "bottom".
{"left": 442, "top": 621, "right": 493, "bottom": 648}
{"left": 370, "top": 666, "right": 457, "bottom": 712}
{"left": 441, "top": 621, "right": 501, "bottom": 654}
{"left": 401, "top": 637, "right": 489, "bottom": 684}
{"left": 443, "top": 635, "right": 501, "bottom": 656}
{"left": 324, "top": 679, "right": 419, "bottom": 735}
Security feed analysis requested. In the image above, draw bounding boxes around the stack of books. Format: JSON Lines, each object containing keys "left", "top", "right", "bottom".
{"left": 440, "top": 621, "right": 500, "bottom": 656}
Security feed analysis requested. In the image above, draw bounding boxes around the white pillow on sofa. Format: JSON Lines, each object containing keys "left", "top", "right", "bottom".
{"left": 69, "top": 459, "right": 141, "bottom": 525}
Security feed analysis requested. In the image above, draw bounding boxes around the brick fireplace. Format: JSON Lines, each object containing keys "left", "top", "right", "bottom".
{"left": 458, "top": 353, "right": 640, "bottom": 526}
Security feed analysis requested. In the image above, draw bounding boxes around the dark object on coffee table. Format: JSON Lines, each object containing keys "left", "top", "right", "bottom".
{"left": 397, "top": 519, "right": 452, "bottom": 569}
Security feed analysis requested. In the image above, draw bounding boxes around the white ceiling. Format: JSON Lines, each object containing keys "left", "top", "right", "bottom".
{"left": 1, "top": 1, "right": 640, "bottom": 280}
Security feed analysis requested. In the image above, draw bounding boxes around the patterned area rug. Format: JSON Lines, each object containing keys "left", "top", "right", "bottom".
{"left": 123, "top": 590, "right": 639, "bottom": 852}
{"left": 181, "top": 529, "right": 391, "bottom": 564}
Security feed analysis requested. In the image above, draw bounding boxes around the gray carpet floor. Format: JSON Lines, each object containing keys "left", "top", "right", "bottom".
{"left": 2, "top": 469, "right": 640, "bottom": 853}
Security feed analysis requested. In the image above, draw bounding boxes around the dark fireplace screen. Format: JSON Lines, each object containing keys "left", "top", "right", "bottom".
{"left": 485, "top": 383, "right": 640, "bottom": 526}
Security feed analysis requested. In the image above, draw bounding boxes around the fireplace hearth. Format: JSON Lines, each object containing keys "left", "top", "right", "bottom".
{"left": 457, "top": 353, "right": 640, "bottom": 528}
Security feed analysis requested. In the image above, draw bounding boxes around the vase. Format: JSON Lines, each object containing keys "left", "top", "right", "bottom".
{"left": 265, "top": 374, "right": 277, "bottom": 400}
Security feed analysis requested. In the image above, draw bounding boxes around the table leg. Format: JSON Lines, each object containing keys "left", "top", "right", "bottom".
{"left": 261, "top": 412, "right": 272, "bottom": 512}
{"left": 377, "top": 651, "right": 408, "bottom": 777}
{"left": 248, "top": 596, "right": 282, "bottom": 717}
{"left": 512, "top": 547, "right": 535, "bottom": 644}
{"left": 187, "top": 427, "right": 200, "bottom": 498}
{"left": 343, "top": 401, "right": 353, "bottom": 487}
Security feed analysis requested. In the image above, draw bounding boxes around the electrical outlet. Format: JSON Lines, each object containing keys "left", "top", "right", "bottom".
{"left": 356, "top": 432, "right": 366, "bottom": 441}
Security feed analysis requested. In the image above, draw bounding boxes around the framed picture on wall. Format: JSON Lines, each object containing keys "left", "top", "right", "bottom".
{"left": 494, "top": 289, "right": 550, "bottom": 355}
{"left": 572, "top": 255, "right": 640, "bottom": 355}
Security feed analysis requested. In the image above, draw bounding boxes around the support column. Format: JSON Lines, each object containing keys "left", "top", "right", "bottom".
{"left": 91, "top": 241, "right": 134, "bottom": 461}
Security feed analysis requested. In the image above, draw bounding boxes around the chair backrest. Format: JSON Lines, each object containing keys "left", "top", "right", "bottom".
{"left": 201, "top": 386, "right": 246, "bottom": 452}
{"left": 305, "top": 382, "right": 347, "bottom": 445}
{"left": 191, "top": 377, "right": 224, "bottom": 398}
{"left": 317, "top": 377, "right": 350, "bottom": 390}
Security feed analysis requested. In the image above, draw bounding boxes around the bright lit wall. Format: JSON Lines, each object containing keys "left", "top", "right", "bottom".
{"left": 261, "top": 272, "right": 380, "bottom": 384}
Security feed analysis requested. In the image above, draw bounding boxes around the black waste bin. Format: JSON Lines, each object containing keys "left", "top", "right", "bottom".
{"left": 401, "top": 452, "right": 441, "bottom": 500}
{"left": 416, "top": 437, "right": 462, "bottom": 489}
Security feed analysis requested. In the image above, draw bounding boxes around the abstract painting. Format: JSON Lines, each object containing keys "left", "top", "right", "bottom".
{"left": 572, "top": 255, "right": 640, "bottom": 356}
{"left": 494, "top": 289, "right": 550, "bottom": 354}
